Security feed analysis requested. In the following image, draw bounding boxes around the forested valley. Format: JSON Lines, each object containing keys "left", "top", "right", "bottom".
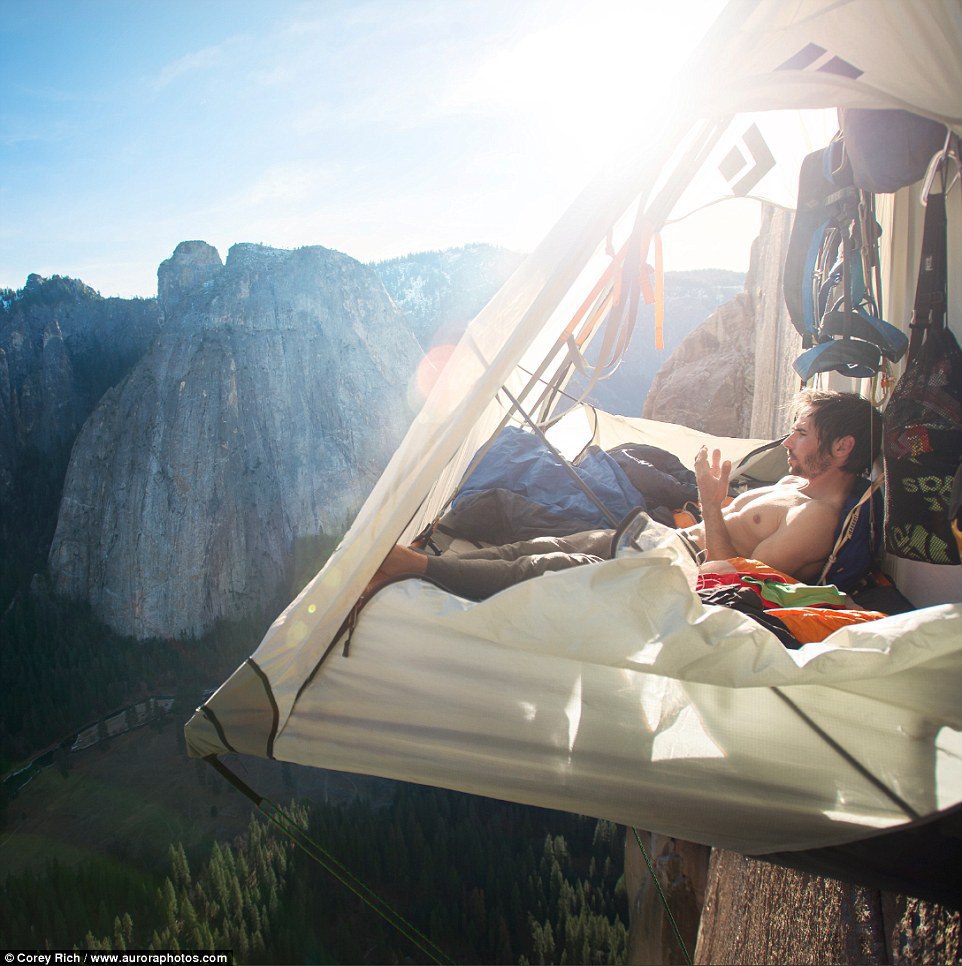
{"left": 2, "top": 782, "right": 630, "bottom": 964}
{"left": 1, "top": 503, "right": 631, "bottom": 965}
{"left": 1, "top": 259, "right": 636, "bottom": 964}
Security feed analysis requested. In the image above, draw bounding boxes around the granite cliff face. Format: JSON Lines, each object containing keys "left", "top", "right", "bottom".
{"left": 48, "top": 241, "right": 421, "bottom": 639}
{"left": 572, "top": 269, "right": 745, "bottom": 417}
{"left": 642, "top": 289, "right": 757, "bottom": 436}
{"left": 0, "top": 274, "right": 160, "bottom": 500}
{"left": 643, "top": 206, "right": 798, "bottom": 436}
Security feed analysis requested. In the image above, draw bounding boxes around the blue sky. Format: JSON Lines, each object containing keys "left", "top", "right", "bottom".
{"left": 0, "top": 0, "right": 743, "bottom": 298}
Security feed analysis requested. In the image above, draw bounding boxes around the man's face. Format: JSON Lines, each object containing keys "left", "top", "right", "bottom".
{"left": 782, "top": 409, "right": 833, "bottom": 478}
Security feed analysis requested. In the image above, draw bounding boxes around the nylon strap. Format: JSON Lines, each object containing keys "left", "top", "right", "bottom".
{"left": 909, "top": 187, "right": 947, "bottom": 362}
{"left": 653, "top": 232, "right": 665, "bottom": 351}
{"left": 816, "top": 474, "right": 883, "bottom": 586}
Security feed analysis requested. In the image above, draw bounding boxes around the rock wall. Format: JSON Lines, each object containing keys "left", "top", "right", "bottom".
{"left": 746, "top": 206, "right": 799, "bottom": 439}
{"left": 695, "top": 851, "right": 960, "bottom": 965}
{"left": 641, "top": 291, "right": 757, "bottom": 436}
{"left": 625, "top": 832, "right": 710, "bottom": 965}
{"left": 48, "top": 241, "right": 421, "bottom": 639}
{"left": 643, "top": 206, "right": 798, "bottom": 437}
{"left": 0, "top": 274, "right": 160, "bottom": 500}
{"left": 574, "top": 269, "right": 745, "bottom": 417}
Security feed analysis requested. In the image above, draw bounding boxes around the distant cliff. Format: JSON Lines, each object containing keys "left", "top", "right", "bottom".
{"left": 3, "top": 241, "right": 741, "bottom": 640}
{"left": 643, "top": 206, "right": 797, "bottom": 436}
{"left": 572, "top": 269, "right": 745, "bottom": 417}
{"left": 374, "top": 244, "right": 525, "bottom": 350}
{"left": 0, "top": 275, "right": 160, "bottom": 606}
{"left": 0, "top": 274, "right": 160, "bottom": 500}
{"left": 48, "top": 241, "right": 423, "bottom": 639}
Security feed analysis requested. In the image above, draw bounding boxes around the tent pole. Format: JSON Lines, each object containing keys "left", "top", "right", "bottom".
{"left": 501, "top": 386, "right": 624, "bottom": 528}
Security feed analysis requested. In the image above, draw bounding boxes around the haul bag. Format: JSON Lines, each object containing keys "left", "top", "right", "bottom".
{"left": 883, "top": 325, "right": 962, "bottom": 564}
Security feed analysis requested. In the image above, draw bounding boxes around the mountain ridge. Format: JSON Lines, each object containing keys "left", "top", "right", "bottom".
{"left": 2, "top": 241, "right": 741, "bottom": 638}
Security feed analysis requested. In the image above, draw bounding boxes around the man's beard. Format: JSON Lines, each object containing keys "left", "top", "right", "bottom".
{"left": 788, "top": 449, "right": 834, "bottom": 478}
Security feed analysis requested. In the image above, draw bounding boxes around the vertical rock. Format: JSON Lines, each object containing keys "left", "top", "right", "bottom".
{"left": 625, "top": 831, "right": 710, "bottom": 965}
{"left": 158, "top": 240, "right": 224, "bottom": 317}
{"left": 38, "top": 320, "right": 82, "bottom": 453}
{"left": 0, "top": 347, "right": 16, "bottom": 495}
{"left": 0, "top": 273, "right": 161, "bottom": 502}
{"left": 747, "top": 205, "right": 800, "bottom": 439}
{"left": 693, "top": 850, "right": 960, "bottom": 965}
{"left": 643, "top": 204, "right": 800, "bottom": 437}
{"left": 49, "top": 241, "right": 422, "bottom": 639}
{"left": 642, "top": 292, "right": 757, "bottom": 436}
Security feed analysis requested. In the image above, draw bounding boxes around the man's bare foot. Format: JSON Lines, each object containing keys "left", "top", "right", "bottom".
{"left": 361, "top": 545, "right": 429, "bottom": 601}
{"left": 378, "top": 544, "right": 429, "bottom": 579}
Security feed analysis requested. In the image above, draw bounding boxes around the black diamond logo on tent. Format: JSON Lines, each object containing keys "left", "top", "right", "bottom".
{"left": 777, "top": 42, "right": 863, "bottom": 78}
{"left": 718, "top": 123, "right": 776, "bottom": 196}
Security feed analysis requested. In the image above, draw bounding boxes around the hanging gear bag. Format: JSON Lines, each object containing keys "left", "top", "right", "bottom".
{"left": 883, "top": 189, "right": 962, "bottom": 565}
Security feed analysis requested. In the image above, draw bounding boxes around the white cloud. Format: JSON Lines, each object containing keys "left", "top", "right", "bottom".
{"left": 252, "top": 63, "right": 301, "bottom": 88}
{"left": 226, "top": 161, "right": 334, "bottom": 209}
{"left": 153, "top": 42, "right": 233, "bottom": 90}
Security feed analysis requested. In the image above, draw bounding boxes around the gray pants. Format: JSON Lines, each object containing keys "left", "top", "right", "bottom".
{"left": 423, "top": 529, "right": 615, "bottom": 599}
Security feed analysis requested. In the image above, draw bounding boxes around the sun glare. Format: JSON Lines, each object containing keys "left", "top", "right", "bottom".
{"left": 437, "top": 0, "right": 728, "bottom": 256}
{"left": 457, "top": 1, "right": 723, "bottom": 120}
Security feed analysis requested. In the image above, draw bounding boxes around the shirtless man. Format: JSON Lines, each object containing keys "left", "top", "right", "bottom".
{"left": 373, "top": 389, "right": 883, "bottom": 598}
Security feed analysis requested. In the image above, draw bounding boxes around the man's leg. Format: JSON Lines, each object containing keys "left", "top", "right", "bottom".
{"left": 371, "top": 529, "right": 614, "bottom": 600}
{"left": 424, "top": 547, "right": 605, "bottom": 599}
{"left": 422, "top": 529, "right": 613, "bottom": 599}
{"left": 452, "top": 529, "right": 614, "bottom": 561}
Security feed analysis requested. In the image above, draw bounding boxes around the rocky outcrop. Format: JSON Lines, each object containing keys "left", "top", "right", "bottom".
{"left": 0, "top": 274, "right": 160, "bottom": 499}
{"left": 625, "top": 832, "right": 709, "bottom": 965}
{"left": 643, "top": 206, "right": 798, "bottom": 435}
{"left": 578, "top": 270, "right": 745, "bottom": 417}
{"left": 630, "top": 846, "right": 961, "bottom": 963}
{"left": 48, "top": 241, "right": 422, "bottom": 639}
{"left": 694, "top": 851, "right": 960, "bottom": 964}
{"left": 641, "top": 291, "right": 757, "bottom": 436}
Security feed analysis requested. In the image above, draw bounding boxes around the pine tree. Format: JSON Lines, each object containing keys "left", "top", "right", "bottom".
{"left": 160, "top": 877, "right": 178, "bottom": 929}
{"left": 121, "top": 913, "right": 134, "bottom": 949}
{"left": 112, "top": 916, "right": 126, "bottom": 952}
{"left": 169, "top": 842, "right": 191, "bottom": 889}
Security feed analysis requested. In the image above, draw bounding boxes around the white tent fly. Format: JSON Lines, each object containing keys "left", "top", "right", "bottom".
{"left": 187, "top": 0, "right": 962, "bottom": 874}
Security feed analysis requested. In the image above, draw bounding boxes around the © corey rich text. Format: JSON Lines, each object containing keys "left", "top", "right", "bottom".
{"left": 3, "top": 953, "right": 232, "bottom": 966}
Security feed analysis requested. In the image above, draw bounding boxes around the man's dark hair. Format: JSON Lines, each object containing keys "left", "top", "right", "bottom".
{"left": 793, "top": 389, "right": 883, "bottom": 476}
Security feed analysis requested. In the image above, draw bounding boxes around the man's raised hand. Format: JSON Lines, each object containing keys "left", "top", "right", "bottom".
{"left": 694, "top": 446, "right": 732, "bottom": 510}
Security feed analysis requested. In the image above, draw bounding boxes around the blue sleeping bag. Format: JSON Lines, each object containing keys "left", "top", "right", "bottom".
{"left": 451, "top": 427, "right": 645, "bottom": 534}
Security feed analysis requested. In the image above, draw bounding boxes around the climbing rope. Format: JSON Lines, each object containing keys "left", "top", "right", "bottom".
{"left": 205, "top": 756, "right": 453, "bottom": 966}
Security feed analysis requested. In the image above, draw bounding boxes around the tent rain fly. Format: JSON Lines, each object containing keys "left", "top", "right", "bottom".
{"left": 186, "top": 0, "right": 962, "bottom": 883}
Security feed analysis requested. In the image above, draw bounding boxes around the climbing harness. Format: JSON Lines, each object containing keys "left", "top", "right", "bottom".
{"left": 785, "top": 137, "right": 909, "bottom": 382}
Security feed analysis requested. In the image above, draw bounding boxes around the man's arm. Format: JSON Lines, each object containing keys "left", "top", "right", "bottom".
{"left": 693, "top": 447, "right": 738, "bottom": 560}
{"left": 748, "top": 499, "right": 840, "bottom": 582}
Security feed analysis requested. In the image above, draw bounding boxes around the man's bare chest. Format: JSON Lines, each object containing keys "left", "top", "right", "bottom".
{"left": 723, "top": 488, "right": 799, "bottom": 546}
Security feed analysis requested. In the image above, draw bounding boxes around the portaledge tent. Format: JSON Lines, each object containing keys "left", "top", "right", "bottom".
{"left": 186, "top": 0, "right": 962, "bottom": 899}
